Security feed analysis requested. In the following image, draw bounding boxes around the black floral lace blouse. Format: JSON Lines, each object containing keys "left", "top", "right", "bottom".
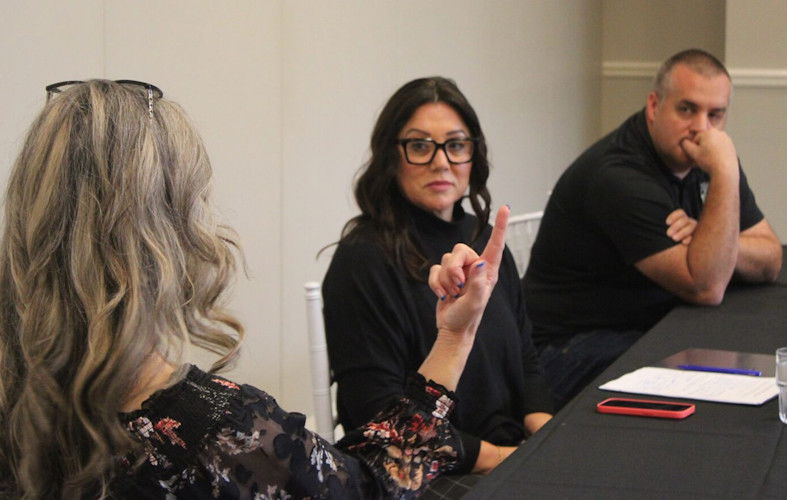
{"left": 113, "top": 365, "right": 464, "bottom": 498}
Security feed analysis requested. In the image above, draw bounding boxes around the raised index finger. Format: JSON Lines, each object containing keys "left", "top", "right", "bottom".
{"left": 480, "top": 205, "right": 509, "bottom": 268}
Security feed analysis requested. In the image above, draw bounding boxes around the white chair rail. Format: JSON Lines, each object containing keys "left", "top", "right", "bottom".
{"left": 506, "top": 210, "right": 543, "bottom": 278}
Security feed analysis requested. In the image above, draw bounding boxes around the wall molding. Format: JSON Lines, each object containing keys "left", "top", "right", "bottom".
{"left": 603, "top": 61, "right": 659, "bottom": 79}
{"left": 603, "top": 61, "right": 787, "bottom": 88}
{"left": 729, "top": 68, "right": 787, "bottom": 88}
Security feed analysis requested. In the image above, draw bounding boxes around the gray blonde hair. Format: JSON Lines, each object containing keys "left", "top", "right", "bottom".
{"left": 0, "top": 80, "right": 243, "bottom": 498}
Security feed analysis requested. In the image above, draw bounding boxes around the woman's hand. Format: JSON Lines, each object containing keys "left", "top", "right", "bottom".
{"left": 418, "top": 206, "right": 509, "bottom": 391}
{"left": 524, "top": 412, "right": 552, "bottom": 436}
{"left": 473, "top": 441, "right": 517, "bottom": 474}
{"left": 428, "top": 205, "right": 510, "bottom": 338}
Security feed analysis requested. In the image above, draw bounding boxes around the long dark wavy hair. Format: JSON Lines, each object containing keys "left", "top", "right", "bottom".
{"left": 340, "top": 77, "right": 491, "bottom": 280}
{"left": 0, "top": 80, "right": 243, "bottom": 498}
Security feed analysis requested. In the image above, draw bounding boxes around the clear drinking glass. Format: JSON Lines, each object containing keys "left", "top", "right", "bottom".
{"left": 776, "top": 347, "right": 787, "bottom": 424}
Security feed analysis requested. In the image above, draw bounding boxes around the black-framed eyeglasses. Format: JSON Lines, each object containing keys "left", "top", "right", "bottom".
{"left": 398, "top": 138, "right": 477, "bottom": 165}
{"left": 45, "top": 80, "right": 163, "bottom": 118}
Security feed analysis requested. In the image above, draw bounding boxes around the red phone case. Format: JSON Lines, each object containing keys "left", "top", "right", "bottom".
{"left": 596, "top": 397, "right": 695, "bottom": 419}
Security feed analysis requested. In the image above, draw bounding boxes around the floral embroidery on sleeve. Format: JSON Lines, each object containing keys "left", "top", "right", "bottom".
{"left": 154, "top": 418, "right": 187, "bottom": 448}
{"left": 115, "top": 366, "right": 463, "bottom": 499}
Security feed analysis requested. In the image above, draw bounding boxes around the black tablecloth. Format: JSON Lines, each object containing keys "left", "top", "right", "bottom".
{"left": 467, "top": 248, "right": 787, "bottom": 499}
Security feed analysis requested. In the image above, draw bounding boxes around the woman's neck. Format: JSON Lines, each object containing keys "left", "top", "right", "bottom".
{"left": 120, "top": 354, "right": 177, "bottom": 412}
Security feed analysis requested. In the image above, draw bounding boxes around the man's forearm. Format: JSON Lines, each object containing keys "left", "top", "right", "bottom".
{"left": 683, "top": 168, "right": 740, "bottom": 302}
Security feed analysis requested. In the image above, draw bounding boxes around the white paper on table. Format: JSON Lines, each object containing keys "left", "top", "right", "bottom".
{"left": 599, "top": 366, "right": 779, "bottom": 405}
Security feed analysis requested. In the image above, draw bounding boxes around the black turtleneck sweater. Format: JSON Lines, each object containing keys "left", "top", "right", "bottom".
{"left": 323, "top": 202, "right": 554, "bottom": 472}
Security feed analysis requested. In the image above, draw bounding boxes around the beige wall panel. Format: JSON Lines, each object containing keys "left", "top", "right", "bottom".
{"left": 724, "top": 0, "right": 787, "bottom": 239}
{"left": 725, "top": 88, "right": 787, "bottom": 239}
{"left": 599, "top": 77, "right": 651, "bottom": 135}
{"left": 726, "top": 0, "right": 787, "bottom": 67}
{"left": 602, "top": 0, "right": 725, "bottom": 61}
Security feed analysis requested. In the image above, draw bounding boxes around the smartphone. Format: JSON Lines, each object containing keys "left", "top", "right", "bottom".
{"left": 596, "top": 397, "right": 695, "bottom": 419}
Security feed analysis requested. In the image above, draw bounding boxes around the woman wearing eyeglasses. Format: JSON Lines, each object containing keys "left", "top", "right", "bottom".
{"left": 323, "top": 77, "right": 555, "bottom": 476}
{"left": 0, "top": 79, "right": 504, "bottom": 498}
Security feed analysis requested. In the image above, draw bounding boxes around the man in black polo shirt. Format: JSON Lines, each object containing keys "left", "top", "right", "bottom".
{"left": 524, "top": 49, "right": 782, "bottom": 408}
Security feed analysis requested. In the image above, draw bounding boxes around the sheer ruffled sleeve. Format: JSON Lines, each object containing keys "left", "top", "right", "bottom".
{"left": 201, "top": 373, "right": 464, "bottom": 499}
{"left": 117, "top": 367, "right": 463, "bottom": 498}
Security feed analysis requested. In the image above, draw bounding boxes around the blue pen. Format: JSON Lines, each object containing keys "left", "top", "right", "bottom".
{"left": 678, "top": 364, "right": 762, "bottom": 376}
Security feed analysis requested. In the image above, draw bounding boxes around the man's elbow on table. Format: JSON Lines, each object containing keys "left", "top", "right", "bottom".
{"left": 752, "top": 248, "right": 782, "bottom": 284}
{"left": 748, "top": 259, "right": 782, "bottom": 284}
{"left": 680, "top": 285, "right": 726, "bottom": 307}
{"left": 736, "top": 220, "right": 783, "bottom": 283}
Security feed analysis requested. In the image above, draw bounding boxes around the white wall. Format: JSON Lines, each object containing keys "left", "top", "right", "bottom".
{"left": 0, "top": 1, "right": 103, "bottom": 173}
{"left": 0, "top": 1, "right": 603, "bottom": 417}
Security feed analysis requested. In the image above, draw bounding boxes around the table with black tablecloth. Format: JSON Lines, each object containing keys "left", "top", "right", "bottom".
{"left": 466, "top": 248, "right": 787, "bottom": 499}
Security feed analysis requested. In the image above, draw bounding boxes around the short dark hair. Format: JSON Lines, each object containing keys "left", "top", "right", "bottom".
{"left": 653, "top": 48, "right": 730, "bottom": 97}
{"left": 341, "top": 77, "right": 491, "bottom": 280}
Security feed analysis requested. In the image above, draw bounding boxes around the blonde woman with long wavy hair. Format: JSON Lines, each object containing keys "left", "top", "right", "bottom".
{"left": 0, "top": 80, "right": 511, "bottom": 498}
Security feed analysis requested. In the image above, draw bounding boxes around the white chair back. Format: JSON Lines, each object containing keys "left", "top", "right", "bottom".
{"left": 304, "top": 281, "right": 335, "bottom": 443}
{"left": 506, "top": 211, "right": 543, "bottom": 278}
